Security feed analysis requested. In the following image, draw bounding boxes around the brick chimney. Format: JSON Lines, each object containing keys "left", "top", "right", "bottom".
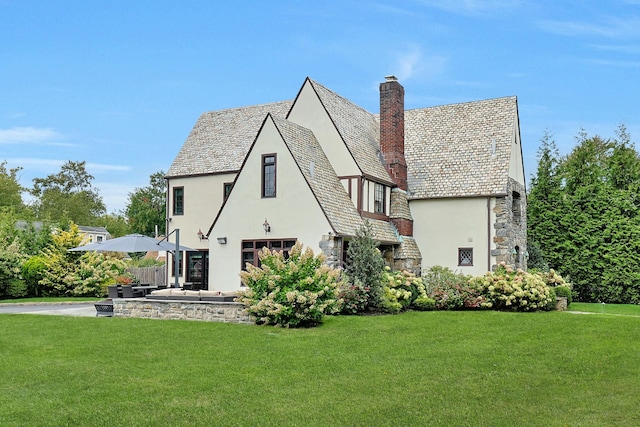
{"left": 380, "top": 76, "right": 413, "bottom": 236}
{"left": 380, "top": 75, "right": 407, "bottom": 191}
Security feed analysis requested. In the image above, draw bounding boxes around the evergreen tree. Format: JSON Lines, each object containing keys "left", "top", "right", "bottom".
{"left": 344, "top": 221, "right": 386, "bottom": 308}
{"left": 528, "top": 127, "right": 640, "bottom": 303}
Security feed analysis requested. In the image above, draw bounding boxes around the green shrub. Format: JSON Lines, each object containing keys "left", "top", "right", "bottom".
{"left": 237, "top": 242, "right": 342, "bottom": 327}
{"left": 545, "top": 287, "right": 558, "bottom": 311}
{"left": 413, "top": 297, "right": 436, "bottom": 311}
{"left": 554, "top": 285, "right": 572, "bottom": 306}
{"left": 337, "top": 280, "right": 372, "bottom": 314}
{"left": 423, "top": 266, "right": 480, "bottom": 310}
{"left": 380, "top": 268, "right": 427, "bottom": 313}
{"left": 344, "top": 221, "right": 386, "bottom": 309}
{"left": 22, "top": 256, "right": 47, "bottom": 297}
{"left": 470, "top": 263, "right": 554, "bottom": 312}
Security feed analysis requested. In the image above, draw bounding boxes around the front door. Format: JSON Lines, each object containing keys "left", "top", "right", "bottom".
{"left": 186, "top": 251, "right": 209, "bottom": 290}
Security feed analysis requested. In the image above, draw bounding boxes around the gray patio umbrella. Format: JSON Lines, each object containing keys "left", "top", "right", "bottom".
{"left": 68, "top": 233, "right": 193, "bottom": 253}
{"left": 69, "top": 231, "right": 192, "bottom": 288}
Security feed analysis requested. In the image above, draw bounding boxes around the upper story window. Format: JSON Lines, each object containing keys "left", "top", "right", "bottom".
{"left": 223, "top": 182, "right": 233, "bottom": 201}
{"left": 262, "top": 154, "right": 276, "bottom": 198}
{"left": 173, "top": 187, "right": 184, "bottom": 215}
{"left": 374, "top": 183, "right": 386, "bottom": 214}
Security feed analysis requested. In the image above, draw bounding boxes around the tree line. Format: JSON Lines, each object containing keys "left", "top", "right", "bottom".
{"left": 0, "top": 160, "right": 166, "bottom": 238}
{"left": 0, "top": 161, "right": 167, "bottom": 299}
{"left": 528, "top": 125, "right": 640, "bottom": 304}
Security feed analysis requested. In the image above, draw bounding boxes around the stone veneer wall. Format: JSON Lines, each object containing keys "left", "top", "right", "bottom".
{"left": 113, "top": 299, "right": 252, "bottom": 324}
{"left": 491, "top": 178, "right": 528, "bottom": 271}
{"left": 319, "top": 234, "right": 342, "bottom": 269}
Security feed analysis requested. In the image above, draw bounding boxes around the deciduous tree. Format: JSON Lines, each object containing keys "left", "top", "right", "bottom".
{"left": 125, "top": 171, "right": 166, "bottom": 236}
{"left": 30, "top": 161, "right": 105, "bottom": 225}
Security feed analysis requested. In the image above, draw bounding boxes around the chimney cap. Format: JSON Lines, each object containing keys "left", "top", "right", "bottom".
{"left": 384, "top": 75, "right": 398, "bottom": 82}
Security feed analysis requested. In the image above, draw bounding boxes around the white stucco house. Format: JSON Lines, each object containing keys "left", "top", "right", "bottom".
{"left": 165, "top": 77, "right": 527, "bottom": 291}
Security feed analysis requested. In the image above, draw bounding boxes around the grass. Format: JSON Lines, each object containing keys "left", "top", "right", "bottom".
{"left": 569, "top": 302, "right": 640, "bottom": 316}
{"left": 1, "top": 306, "right": 639, "bottom": 426}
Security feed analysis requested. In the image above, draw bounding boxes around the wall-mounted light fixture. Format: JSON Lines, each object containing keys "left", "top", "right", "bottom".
{"left": 217, "top": 237, "right": 227, "bottom": 244}
{"left": 263, "top": 218, "right": 271, "bottom": 234}
{"left": 197, "top": 228, "right": 208, "bottom": 241}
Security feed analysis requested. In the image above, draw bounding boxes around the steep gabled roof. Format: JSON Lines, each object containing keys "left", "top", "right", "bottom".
{"left": 305, "top": 79, "right": 393, "bottom": 185}
{"left": 404, "top": 96, "right": 518, "bottom": 199}
{"left": 166, "top": 100, "right": 292, "bottom": 177}
{"left": 270, "top": 115, "right": 367, "bottom": 238}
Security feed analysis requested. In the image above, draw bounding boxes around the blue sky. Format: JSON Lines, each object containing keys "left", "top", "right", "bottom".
{"left": 1, "top": 1, "right": 639, "bottom": 213}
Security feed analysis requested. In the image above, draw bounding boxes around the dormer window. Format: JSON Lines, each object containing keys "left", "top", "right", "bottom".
{"left": 374, "top": 183, "right": 386, "bottom": 214}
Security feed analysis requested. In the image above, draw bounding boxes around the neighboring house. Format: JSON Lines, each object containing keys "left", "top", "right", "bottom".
{"left": 78, "top": 225, "right": 111, "bottom": 245}
{"left": 166, "top": 76, "right": 527, "bottom": 291}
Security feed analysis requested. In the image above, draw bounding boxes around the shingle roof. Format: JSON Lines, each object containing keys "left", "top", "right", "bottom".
{"left": 167, "top": 100, "right": 293, "bottom": 177}
{"left": 306, "top": 79, "right": 393, "bottom": 185}
{"left": 270, "top": 115, "right": 366, "bottom": 238}
{"left": 404, "top": 96, "right": 518, "bottom": 199}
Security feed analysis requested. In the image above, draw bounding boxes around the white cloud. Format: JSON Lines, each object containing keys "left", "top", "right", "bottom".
{"left": 416, "top": 0, "right": 524, "bottom": 17}
{"left": 392, "top": 46, "right": 448, "bottom": 82}
{"left": 538, "top": 15, "right": 640, "bottom": 39}
{"left": 0, "top": 127, "right": 63, "bottom": 144}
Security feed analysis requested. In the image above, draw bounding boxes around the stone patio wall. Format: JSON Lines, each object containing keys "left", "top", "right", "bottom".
{"left": 113, "top": 299, "right": 252, "bottom": 324}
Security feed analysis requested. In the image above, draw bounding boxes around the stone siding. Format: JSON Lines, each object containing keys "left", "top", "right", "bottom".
{"left": 113, "top": 299, "right": 252, "bottom": 324}
{"left": 319, "top": 234, "right": 342, "bottom": 269}
{"left": 491, "top": 178, "right": 528, "bottom": 271}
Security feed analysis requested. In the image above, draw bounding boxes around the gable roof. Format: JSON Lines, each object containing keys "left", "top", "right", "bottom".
{"left": 269, "top": 115, "right": 367, "bottom": 238}
{"left": 404, "top": 96, "right": 519, "bottom": 199}
{"left": 304, "top": 79, "right": 393, "bottom": 185}
{"left": 166, "top": 100, "right": 292, "bottom": 178}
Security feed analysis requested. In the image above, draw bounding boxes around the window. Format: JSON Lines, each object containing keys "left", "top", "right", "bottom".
{"left": 170, "top": 251, "right": 183, "bottom": 277}
{"left": 512, "top": 191, "right": 521, "bottom": 225}
{"left": 223, "top": 182, "right": 233, "bottom": 201}
{"left": 241, "top": 239, "right": 296, "bottom": 272}
{"left": 97, "top": 236, "right": 103, "bottom": 242}
{"left": 374, "top": 183, "right": 386, "bottom": 214}
{"left": 173, "top": 187, "right": 184, "bottom": 215}
{"left": 262, "top": 154, "right": 276, "bottom": 198}
{"left": 458, "top": 248, "right": 473, "bottom": 266}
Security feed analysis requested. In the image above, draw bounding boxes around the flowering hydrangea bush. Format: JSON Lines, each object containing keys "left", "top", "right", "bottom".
{"left": 423, "top": 266, "right": 481, "bottom": 310}
{"left": 536, "top": 269, "right": 572, "bottom": 305}
{"left": 380, "top": 267, "right": 427, "bottom": 313}
{"left": 237, "top": 242, "right": 342, "bottom": 327}
{"left": 470, "top": 263, "right": 554, "bottom": 311}
{"left": 338, "top": 280, "right": 373, "bottom": 314}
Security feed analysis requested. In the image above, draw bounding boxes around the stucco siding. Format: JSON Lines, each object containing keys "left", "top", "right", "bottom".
{"left": 168, "top": 174, "right": 235, "bottom": 251}
{"left": 411, "top": 197, "right": 493, "bottom": 276}
{"left": 287, "top": 81, "right": 361, "bottom": 177}
{"left": 208, "top": 119, "right": 332, "bottom": 291}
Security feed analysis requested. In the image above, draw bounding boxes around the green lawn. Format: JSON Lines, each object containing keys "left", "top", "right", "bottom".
{"left": 1, "top": 306, "right": 639, "bottom": 426}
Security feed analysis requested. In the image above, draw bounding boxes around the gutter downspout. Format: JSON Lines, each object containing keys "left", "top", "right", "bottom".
{"left": 487, "top": 198, "right": 492, "bottom": 272}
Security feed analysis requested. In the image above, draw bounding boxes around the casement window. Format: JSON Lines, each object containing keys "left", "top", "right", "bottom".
{"left": 241, "top": 239, "right": 296, "bottom": 272}
{"left": 173, "top": 187, "right": 184, "bottom": 215}
{"left": 262, "top": 154, "right": 276, "bottom": 198}
{"left": 223, "top": 182, "right": 233, "bottom": 201}
{"left": 374, "top": 183, "right": 386, "bottom": 214}
{"left": 458, "top": 248, "right": 473, "bottom": 266}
